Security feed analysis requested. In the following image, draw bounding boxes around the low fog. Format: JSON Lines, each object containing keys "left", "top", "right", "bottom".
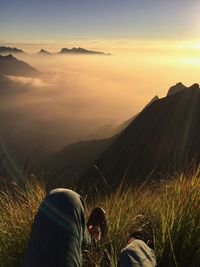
{"left": 0, "top": 51, "right": 200, "bottom": 164}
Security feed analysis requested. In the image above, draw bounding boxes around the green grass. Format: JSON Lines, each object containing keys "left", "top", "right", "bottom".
{"left": 0, "top": 169, "right": 200, "bottom": 267}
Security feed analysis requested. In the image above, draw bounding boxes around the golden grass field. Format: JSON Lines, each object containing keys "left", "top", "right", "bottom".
{"left": 0, "top": 168, "right": 200, "bottom": 267}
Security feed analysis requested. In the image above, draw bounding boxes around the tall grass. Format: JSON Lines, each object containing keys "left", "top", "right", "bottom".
{"left": 0, "top": 169, "right": 200, "bottom": 267}
{"left": 0, "top": 178, "right": 45, "bottom": 267}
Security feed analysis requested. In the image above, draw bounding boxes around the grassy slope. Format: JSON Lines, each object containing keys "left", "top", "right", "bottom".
{"left": 0, "top": 169, "right": 200, "bottom": 267}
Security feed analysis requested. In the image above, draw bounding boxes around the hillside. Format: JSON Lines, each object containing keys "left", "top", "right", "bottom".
{"left": 79, "top": 84, "right": 200, "bottom": 189}
{"left": 0, "top": 54, "right": 39, "bottom": 76}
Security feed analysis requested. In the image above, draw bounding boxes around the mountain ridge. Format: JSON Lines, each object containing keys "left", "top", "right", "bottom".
{"left": 78, "top": 84, "right": 200, "bottom": 189}
{"left": 38, "top": 49, "right": 51, "bottom": 55}
{"left": 59, "top": 47, "right": 111, "bottom": 55}
{"left": 0, "top": 54, "right": 39, "bottom": 76}
{"left": 0, "top": 46, "right": 24, "bottom": 54}
{"left": 0, "top": 46, "right": 111, "bottom": 56}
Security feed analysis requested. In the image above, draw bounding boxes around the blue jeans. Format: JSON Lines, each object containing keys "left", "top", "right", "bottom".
{"left": 118, "top": 239, "right": 157, "bottom": 267}
{"left": 22, "top": 189, "right": 91, "bottom": 267}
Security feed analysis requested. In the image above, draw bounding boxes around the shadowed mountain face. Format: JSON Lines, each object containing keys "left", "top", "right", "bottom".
{"left": 0, "top": 54, "right": 39, "bottom": 76}
{"left": 0, "top": 46, "right": 24, "bottom": 54}
{"left": 79, "top": 84, "right": 200, "bottom": 189}
{"left": 42, "top": 138, "right": 114, "bottom": 188}
{"left": 59, "top": 47, "right": 111, "bottom": 55}
{"left": 167, "top": 82, "right": 187, "bottom": 96}
{"left": 116, "top": 95, "right": 159, "bottom": 134}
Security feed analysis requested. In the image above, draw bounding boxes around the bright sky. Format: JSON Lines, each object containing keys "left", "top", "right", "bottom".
{"left": 1, "top": 0, "right": 200, "bottom": 45}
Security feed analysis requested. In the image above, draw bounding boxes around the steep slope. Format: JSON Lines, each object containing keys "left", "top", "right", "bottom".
{"left": 41, "top": 137, "right": 114, "bottom": 188}
{"left": 88, "top": 95, "right": 159, "bottom": 140}
{"left": 116, "top": 95, "right": 159, "bottom": 133}
{"left": 79, "top": 84, "right": 200, "bottom": 189}
{"left": 0, "top": 54, "right": 39, "bottom": 76}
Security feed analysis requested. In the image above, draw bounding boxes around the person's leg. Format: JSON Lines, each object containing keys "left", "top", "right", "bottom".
{"left": 118, "top": 239, "right": 157, "bottom": 267}
{"left": 22, "top": 188, "right": 91, "bottom": 267}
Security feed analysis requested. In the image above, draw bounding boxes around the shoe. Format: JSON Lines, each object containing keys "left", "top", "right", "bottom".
{"left": 87, "top": 207, "right": 107, "bottom": 241}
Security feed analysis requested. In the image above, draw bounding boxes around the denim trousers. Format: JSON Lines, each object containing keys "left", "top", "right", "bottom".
{"left": 22, "top": 188, "right": 91, "bottom": 267}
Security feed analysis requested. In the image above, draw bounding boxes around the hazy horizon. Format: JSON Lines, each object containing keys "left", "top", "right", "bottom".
{"left": 1, "top": 0, "right": 200, "bottom": 161}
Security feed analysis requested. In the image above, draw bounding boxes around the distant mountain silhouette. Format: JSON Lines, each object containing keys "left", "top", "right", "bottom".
{"left": 87, "top": 124, "right": 120, "bottom": 140}
{"left": 0, "top": 46, "right": 24, "bottom": 54}
{"left": 38, "top": 49, "right": 51, "bottom": 55}
{"left": 59, "top": 47, "right": 111, "bottom": 55}
{"left": 0, "top": 54, "right": 39, "bottom": 76}
{"left": 78, "top": 83, "right": 200, "bottom": 189}
{"left": 0, "top": 46, "right": 112, "bottom": 56}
